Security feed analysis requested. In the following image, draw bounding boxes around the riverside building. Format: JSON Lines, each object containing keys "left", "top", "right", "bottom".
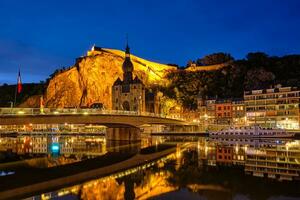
{"left": 244, "top": 86, "right": 300, "bottom": 129}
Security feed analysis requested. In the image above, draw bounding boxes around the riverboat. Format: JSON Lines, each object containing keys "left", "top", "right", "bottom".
{"left": 209, "top": 125, "right": 295, "bottom": 138}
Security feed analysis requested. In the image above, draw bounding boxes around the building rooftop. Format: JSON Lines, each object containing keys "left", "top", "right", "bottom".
{"left": 244, "top": 86, "right": 300, "bottom": 95}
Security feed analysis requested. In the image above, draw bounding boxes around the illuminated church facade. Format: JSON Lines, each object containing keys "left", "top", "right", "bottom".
{"left": 112, "top": 44, "right": 160, "bottom": 113}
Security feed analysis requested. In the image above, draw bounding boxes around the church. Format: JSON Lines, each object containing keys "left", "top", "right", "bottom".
{"left": 112, "top": 44, "right": 160, "bottom": 114}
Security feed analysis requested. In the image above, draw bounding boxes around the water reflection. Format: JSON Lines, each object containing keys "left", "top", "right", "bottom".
{"left": 0, "top": 135, "right": 107, "bottom": 168}
{"left": 0, "top": 135, "right": 299, "bottom": 199}
{"left": 30, "top": 137, "right": 300, "bottom": 200}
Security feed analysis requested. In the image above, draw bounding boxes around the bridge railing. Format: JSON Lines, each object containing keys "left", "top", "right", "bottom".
{"left": 0, "top": 108, "right": 184, "bottom": 121}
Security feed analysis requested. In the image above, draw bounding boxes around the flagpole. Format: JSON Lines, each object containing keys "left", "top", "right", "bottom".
{"left": 14, "top": 69, "right": 21, "bottom": 107}
{"left": 14, "top": 78, "right": 17, "bottom": 107}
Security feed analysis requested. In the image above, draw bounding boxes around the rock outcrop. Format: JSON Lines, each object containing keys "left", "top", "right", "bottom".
{"left": 19, "top": 95, "right": 41, "bottom": 108}
{"left": 45, "top": 47, "right": 177, "bottom": 108}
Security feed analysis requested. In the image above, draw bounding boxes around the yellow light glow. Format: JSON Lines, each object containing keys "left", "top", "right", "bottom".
{"left": 17, "top": 111, "right": 25, "bottom": 115}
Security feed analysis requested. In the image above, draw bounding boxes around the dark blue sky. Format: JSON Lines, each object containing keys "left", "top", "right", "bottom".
{"left": 0, "top": 0, "right": 300, "bottom": 84}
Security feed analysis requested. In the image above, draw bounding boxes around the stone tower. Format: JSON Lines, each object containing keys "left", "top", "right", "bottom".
{"left": 112, "top": 44, "right": 146, "bottom": 112}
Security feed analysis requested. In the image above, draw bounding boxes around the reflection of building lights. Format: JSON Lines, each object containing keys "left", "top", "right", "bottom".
{"left": 53, "top": 111, "right": 59, "bottom": 115}
{"left": 83, "top": 112, "right": 89, "bottom": 115}
{"left": 204, "top": 114, "right": 208, "bottom": 120}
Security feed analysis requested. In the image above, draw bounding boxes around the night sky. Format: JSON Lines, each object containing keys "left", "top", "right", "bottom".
{"left": 0, "top": 0, "right": 300, "bottom": 84}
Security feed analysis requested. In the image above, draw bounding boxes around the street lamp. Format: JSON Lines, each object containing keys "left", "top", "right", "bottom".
{"left": 8, "top": 101, "right": 13, "bottom": 108}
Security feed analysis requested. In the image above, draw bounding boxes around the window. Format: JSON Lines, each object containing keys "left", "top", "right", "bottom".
{"left": 116, "top": 98, "right": 118, "bottom": 103}
{"left": 115, "top": 87, "right": 118, "bottom": 91}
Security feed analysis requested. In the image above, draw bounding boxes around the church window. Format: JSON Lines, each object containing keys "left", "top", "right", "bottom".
{"left": 116, "top": 87, "right": 118, "bottom": 91}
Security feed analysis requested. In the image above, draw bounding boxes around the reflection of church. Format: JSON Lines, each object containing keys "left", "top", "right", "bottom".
{"left": 112, "top": 43, "right": 160, "bottom": 113}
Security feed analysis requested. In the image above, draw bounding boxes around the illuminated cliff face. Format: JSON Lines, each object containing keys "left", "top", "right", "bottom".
{"left": 45, "top": 47, "right": 177, "bottom": 108}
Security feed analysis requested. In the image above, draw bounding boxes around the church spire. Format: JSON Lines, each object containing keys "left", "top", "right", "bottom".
{"left": 122, "top": 36, "right": 134, "bottom": 82}
{"left": 125, "top": 34, "right": 130, "bottom": 57}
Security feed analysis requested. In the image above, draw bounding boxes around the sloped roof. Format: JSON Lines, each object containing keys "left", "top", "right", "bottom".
{"left": 113, "top": 77, "right": 122, "bottom": 86}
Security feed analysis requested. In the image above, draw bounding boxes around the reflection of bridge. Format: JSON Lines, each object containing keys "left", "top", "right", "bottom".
{"left": 0, "top": 108, "right": 186, "bottom": 141}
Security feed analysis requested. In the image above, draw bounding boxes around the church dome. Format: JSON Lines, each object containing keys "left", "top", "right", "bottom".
{"left": 122, "top": 44, "right": 134, "bottom": 73}
{"left": 122, "top": 57, "right": 133, "bottom": 73}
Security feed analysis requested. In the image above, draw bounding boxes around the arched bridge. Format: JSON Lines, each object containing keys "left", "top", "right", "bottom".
{"left": 0, "top": 108, "right": 186, "bottom": 128}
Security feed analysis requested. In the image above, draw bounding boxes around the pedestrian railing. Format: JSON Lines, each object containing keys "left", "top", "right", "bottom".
{"left": 0, "top": 108, "right": 184, "bottom": 121}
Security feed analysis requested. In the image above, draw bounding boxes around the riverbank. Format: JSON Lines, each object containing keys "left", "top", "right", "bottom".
{"left": 151, "top": 132, "right": 208, "bottom": 136}
{"left": 0, "top": 145, "right": 176, "bottom": 200}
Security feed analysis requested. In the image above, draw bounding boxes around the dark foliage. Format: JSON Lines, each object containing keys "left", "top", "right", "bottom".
{"left": 196, "top": 52, "right": 234, "bottom": 66}
{"left": 164, "top": 52, "right": 300, "bottom": 110}
{"left": 0, "top": 83, "right": 45, "bottom": 107}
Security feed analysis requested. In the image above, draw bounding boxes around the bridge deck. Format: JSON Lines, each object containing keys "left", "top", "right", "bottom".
{"left": 0, "top": 108, "right": 186, "bottom": 127}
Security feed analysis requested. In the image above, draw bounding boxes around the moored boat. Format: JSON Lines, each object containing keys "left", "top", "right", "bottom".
{"left": 209, "top": 125, "right": 295, "bottom": 138}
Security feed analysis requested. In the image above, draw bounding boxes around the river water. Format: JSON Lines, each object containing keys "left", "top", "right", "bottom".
{"left": 0, "top": 134, "right": 299, "bottom": 200}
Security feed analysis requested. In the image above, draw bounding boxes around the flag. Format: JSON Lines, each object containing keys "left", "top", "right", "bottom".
{"left": 17, "top": 69, "right": 22, "bottom": 94}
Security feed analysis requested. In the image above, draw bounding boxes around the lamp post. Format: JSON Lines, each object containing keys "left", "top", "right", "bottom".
{"left": 139, "top": 95, "right": 142, "bottom": 115}
{"left": 8, "top": 101, "right": 13, "bottom": 114}
{"left": 8, "top": 101, "right": 13, "bottom": 108}
{"left": 204, "top": 113, "right": 208, "bottom": 132}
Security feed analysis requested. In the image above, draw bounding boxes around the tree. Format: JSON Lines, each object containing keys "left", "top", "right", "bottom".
{"left": 196, "top": 53, "right": 234, "bottom": 66}
{"left": 244, "top": 68, "right": 275, "bottom": 90}
{"left": 246, "top": 52, "right": 270, "bottom": 68}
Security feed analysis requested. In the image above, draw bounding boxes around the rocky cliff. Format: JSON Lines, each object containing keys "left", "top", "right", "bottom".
{"left": 45, "top": 47, "right": 177, "bottom": 108}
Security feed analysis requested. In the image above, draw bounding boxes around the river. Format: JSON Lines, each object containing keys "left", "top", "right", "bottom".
{"left": 0, "top": 134, "right": 299, "bottom": 200}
